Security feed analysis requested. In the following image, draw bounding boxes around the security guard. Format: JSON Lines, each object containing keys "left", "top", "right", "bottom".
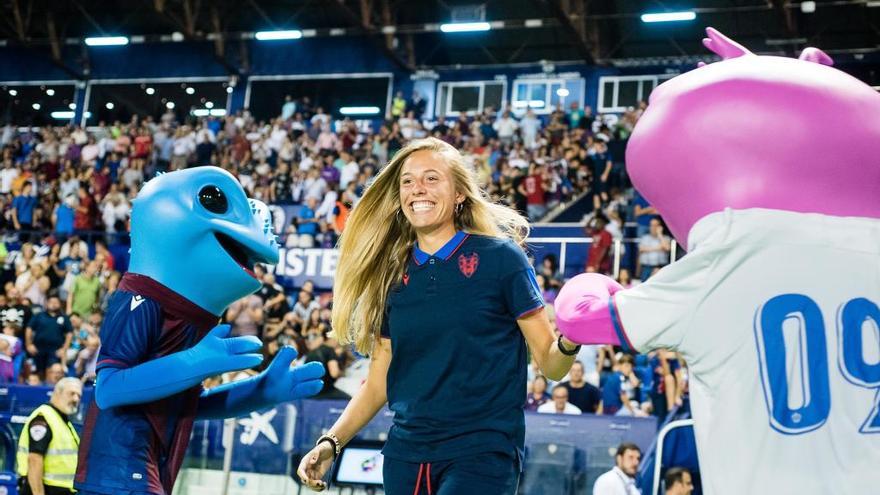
{"left": 17, "top": 377, "right": 83, "bottom": 495}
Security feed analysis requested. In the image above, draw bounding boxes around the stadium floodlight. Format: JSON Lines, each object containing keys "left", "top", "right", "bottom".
{"left": 193, "top": 108, "right": 227, "bottom": 117}
{"left": 641, "top": 11, "right": 697, "bottom": 23}
{"left": 255, "top": 30, "right": 302, "bottom": 41}
{"left": 46, "top": 89, "right": 55, "bottom": 96}
{"left": 226, "top": 87, "right": 233, "bottom": 94}
{"left": 32, "top": 103, "right": 40, "bottom": 110}
{"left": 8, "top": 89, "right": 17, "bottom": 96}
{"left": 339, "top": 106, "right": 381, "bottom": 115}
{"left": 205, "top": 101, "right": 214, "bottom": 109}
{"left": 440, "top": 22, "right": 491, "bottom": 33}
{"left": 85, "top": 36, "right": 130, "bottom": 46}
{"left": 166, "top": 101, "right": 175, "bottom": 109}
{"left": 51, "top": 111, "right": 75, "bottom": 119}
{"left": 68, "top": 103, "right": 76, "bottom": 110}
{"left": 105, "top": 102, "right": 115, "bottom": 110}
{"left": 145, "top": 87, "right": 155, "bottom": 95}
{"left": 185, "top": 87, "right": 195, "bottom": 95}
{"left": 556, "top": 88, "right": 570, "bottom": 97}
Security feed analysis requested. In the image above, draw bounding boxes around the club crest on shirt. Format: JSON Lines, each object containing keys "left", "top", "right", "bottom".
{"left": 458, "top": 252, "right": 479, "bottom": 278}
{"left": 403, "top": 273, "right": 410, "bottom": 286}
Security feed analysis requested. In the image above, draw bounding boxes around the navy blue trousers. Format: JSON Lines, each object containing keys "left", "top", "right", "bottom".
{"left": 383, "top": 451, "right": 519, "bottom": 495}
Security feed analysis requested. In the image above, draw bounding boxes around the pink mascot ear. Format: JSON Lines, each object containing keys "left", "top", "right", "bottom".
{"left": 798, "top": 47, "right": 834, "bottom": 66}
{"left": 702, "top": 27, "right": 753, "bottom": 60}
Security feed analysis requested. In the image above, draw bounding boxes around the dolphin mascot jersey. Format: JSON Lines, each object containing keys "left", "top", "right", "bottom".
{"left": 555, "top": 28, "right": 880, "bottom": 494}
{"left": 74, "top": 167, "right": 325, "bottom": 495}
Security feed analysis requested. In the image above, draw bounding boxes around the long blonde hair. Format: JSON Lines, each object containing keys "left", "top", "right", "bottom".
{"left": 332, "top": 137, "right": 530, "bottom": 354}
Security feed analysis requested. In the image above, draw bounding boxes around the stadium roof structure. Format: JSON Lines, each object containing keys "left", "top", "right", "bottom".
{"left": 1, "top": 0, "right": 878, "bottom": 73}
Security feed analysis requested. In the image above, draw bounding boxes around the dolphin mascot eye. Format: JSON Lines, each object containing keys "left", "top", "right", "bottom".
{"left": 199, "top": 185, "right": 228, "bottom": 214}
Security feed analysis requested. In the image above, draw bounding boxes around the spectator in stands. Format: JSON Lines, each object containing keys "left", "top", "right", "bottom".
{"left": 303, "top": 327, "right": 347, "bottom": 400}
{"left": 664, "top": 467, "right": 694, "bottom": 495}
{"left": 590, "top": 139, "right": 613, "bottom": 210}
{"left": 0, "top": 158, "right": 20, "bottom": 195}
{"left": 525, "top": 374, "right": 551, "bottom": 411}
{"left": 74, "top": 334, "right": 100, "bottom": 384}
{"left": 73, "top": 185, "right": 96, "bottom": 232}
{"left": 12, "top": 181, "right": 37, "bottom": 232}
{"left": 225, "top": 293, "right": 264, "bottom": 337}
{"left": 25, "top": 296, "right": 72, "bottom": 377}
{"left": 390, "top": 91, "right": 406, "bottom": 119}
{"left": 560, "top": 361, "right": 601, "bottom": 414}
{"left": 586, "top": 214, "right": 613, "bottom": 274}
{"left": 44, "top": 363, "right": 64, "bottom": 386}
{"left": 3, "top": 287, "right": 32, "bottom": 331}
{"left": 520, "top": 162, "right": 547, "bottom": 221}
{"left": 2, "top": 314, "right": 23, "bottom": 355}
{"left": 617, "top": 268, "right": 637, "bottom": 289}
{"left": 52, "top": 194, "right": 76, "bottom": 238}
{"left": 408, "top": 92, "right": 427, "bottom": 119}
{"left": 600, "top": 354, "right": 642, "bottom": 416}
{"left": 631, "top": 190, "right": 658, "bottom": 238}
{"left": 66, "top": 261, "right": 101, "bottom": 318}
{"left": 637, "top": 217, "right": 671, "bottom": 281}
{"left": 537, "top": 384, "right": 582, "bottom": 415}
{"left": 592, "top": 442, "right": 642, "bottom": 495}
{"left": 493, "top": 110, "right": 518, "bottom": 147}
{"left": 291, "top": 289, "right": 320, "bottom": 324}
{"left": 650, "top": 349, "right": 684, "bottom": 422}
{"left": 16, "top": 261, "right": 50, "bottom": 308}
{"left": 520, "top": 109, "right": 541, "bottom": 149}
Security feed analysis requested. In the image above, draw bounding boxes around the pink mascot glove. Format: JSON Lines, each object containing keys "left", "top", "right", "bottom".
{"left": 554, "top": 273, "right": 625, "bottom": 346}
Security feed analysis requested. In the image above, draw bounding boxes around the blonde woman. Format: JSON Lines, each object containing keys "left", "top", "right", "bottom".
{"left": 297, "top": 137, "right": 580, "bottom": 494}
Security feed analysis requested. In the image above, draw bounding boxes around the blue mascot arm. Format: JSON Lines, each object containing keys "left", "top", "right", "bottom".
{"left": 197, "top": 346, "right": 325, "bottom": 419}
{"left": 95, "top": 324, "right": 264, "bottom": 409}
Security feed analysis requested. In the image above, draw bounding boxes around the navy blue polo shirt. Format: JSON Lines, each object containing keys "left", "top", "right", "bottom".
{"left": 380, "top": 231, "right": 544, "bottom": 463}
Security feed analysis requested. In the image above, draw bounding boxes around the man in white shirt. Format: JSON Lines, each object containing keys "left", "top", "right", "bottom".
{"left": 0, "top": 160, "right": 19, "bottom": 194}
{"left": 339, "top": 152, "right": 360, "bottom": 189}
{"left": 536, "top": 384, "right": 582, "bottom": 415}
{"left": 592, "top": 443, "right": 641, "bottom": 495}
{"left": 493, "top": 110, "right": 519, "bottom": 147}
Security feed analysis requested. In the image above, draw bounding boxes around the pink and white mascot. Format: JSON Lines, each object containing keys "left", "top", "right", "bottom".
{"left": 555, "top": 28, "right": 880, "bottom": 494}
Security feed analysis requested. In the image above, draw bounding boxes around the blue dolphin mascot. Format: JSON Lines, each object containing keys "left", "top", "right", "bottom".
{"left": 74, "top": 167, "right": 325, "bottom": 495}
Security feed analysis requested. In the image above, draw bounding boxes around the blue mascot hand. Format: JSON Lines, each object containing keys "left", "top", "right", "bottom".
{"left": 95, "top": 324, "right": 265, "bottom": 410}
{"left": 258, "top": 346, "right": 326, "bottom": 403}
{"left": 186, "top": 324, "right": 264, "bottom": 374}
{"left": 197, "top": 346, "right": 325, "bottom": 420}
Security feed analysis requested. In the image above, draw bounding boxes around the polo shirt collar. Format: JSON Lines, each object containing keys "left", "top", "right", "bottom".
{"left": 413, "top": 230, "right": 469, "bottom": 265}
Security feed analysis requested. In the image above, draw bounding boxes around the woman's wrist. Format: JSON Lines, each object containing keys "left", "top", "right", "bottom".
{"left": 557, "top": 335, "right": 581, "bottom": 356}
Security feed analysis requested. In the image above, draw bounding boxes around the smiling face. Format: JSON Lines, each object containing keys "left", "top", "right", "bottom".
{"left": 399, "top": 150, "right": 463, "bottom": 239}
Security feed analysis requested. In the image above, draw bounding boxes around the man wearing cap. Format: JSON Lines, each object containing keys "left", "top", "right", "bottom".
{"left": 17, "top": 377, "right": 83, "bottom": 495}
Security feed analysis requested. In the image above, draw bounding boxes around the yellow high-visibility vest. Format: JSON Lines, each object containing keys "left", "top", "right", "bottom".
{"left": 17, "top": 404, "right": 80, "bottom": 489}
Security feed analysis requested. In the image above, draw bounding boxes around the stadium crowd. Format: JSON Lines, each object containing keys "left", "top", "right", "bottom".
{"left": 0, "top": 92, "right": 686, "bottom": 419}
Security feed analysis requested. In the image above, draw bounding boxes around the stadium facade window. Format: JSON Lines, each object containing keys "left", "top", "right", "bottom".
{"left": 511, "top": 77, "right": 585, "bottom": 115}
{"left": 0, "top": 83, "right": 77, "bottom": 127}
{"left": 84, "top": 79, "right": 231, "bottom": 125}
{"left": 246, "top": 74, "right": 392, "bottom": 121}
{"left": 597, "top": 74, "right": 676, "bottom": 113}
{"left": 436, "top": 80, "right": 506, "bottom": 117}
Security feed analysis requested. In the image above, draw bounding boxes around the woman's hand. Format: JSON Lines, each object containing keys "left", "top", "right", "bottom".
{"left": 296, "top": 441, "right": 335, "bottom": 491}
